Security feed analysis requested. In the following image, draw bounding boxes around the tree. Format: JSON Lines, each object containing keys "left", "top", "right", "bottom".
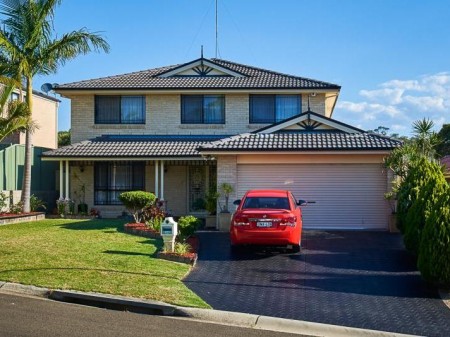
{"left": 418, "top": 185, "right": 450, "bottom": 286}
{"left": 0, "top": 80, "right": 31, "bottom": 141}
{"left": 0, "top": 0, "right": 109, "bottom": 212}
{"left": 436, "top": 124, "right": 450, "bottom": 157}
{"left": 58, "top": 130, "right": 70, "bottom": 147}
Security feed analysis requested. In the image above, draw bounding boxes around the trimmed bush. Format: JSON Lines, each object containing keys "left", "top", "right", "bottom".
{"left": 177, "top": 215, "right": 200, "bottom": 241}
{"left": 402, "top": 159, "right": 447, "bottom": 254}
{"left": 118, "top": 191, "right": 156, "bottom": 223}
{"left": 417, "top": 186, "right": 450, "bottom": 286}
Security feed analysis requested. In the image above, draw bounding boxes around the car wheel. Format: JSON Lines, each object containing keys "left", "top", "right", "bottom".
{"left": 290, "top": 238, "right": 301, "bottom": 253}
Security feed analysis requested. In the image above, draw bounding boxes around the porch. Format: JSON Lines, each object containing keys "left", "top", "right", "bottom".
{"left": 56, "top": 159, "right": 217, "bottom": 220}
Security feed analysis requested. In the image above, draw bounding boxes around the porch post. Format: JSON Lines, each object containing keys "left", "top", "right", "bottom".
{"left": 65, "top": 160, "right": 69, "bottom": 199}
{"left": 160, "top": 160, "right": 164, "bottom": 200}
{"left": 155, "top": 160, "right": 159, "bottom": 198}
{"left": 59, "top": 161, "right": 63, "bottom": 199}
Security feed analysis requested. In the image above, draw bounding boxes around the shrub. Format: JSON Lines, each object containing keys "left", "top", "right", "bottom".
{"left": 142, "top": 200, "right": 166, "bottom": 232}
{"left": 30, "top": 194, "right": 47, "bottom": 212}
{"left": 417, "top": 186, "right": 450, "bottom": 286}
{"left": 118, "top": 191, "right": 156, "bottom": 223}
{"left": 177, "top": 215, "right": 200, "bottom": 241}
{"left": 0, "top": 191, "right": 8, "bottom": 213}
{"left": 402, "top": 159, "right": 447, "bottom": 254}
{"left": 10, "top": 201, "right": 23, "bottom": 214}
{"left": 174, "top": 242, "right": 192, "bottom": 255}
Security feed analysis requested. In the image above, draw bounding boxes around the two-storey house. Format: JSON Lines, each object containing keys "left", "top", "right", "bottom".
{"left": 42, "top": 58, "right": 399, "bottom": 230}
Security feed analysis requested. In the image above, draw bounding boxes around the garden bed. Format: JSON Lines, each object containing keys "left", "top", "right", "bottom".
{"left": 0, "top": 212, "right": 45, "bottom": 225}
{"left": 124, "top": 223, "right": 199, "bottom": 265}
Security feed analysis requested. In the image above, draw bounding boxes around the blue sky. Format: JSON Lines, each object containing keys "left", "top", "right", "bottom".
{"left": 36, "top": 0, "right": 450, "bottom": 135}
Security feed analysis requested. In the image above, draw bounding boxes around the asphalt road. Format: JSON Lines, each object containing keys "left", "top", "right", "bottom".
{"left": 0, "top": 293, "right": 307, "bottom": 337}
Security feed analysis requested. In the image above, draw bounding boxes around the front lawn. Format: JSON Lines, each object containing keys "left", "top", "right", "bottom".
{"left": 0, "top": 219, "right": 209, "bottom": 308}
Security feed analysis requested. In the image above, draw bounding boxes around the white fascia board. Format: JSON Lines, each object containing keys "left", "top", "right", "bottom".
{"left": 198, "top": 150, "right": 391, "bottom": 156}
{"left": 55, "top": 88, "right": 338, "bottom": 96}
{"left": 41, "top": 156, "right": 206, "bottom": 162}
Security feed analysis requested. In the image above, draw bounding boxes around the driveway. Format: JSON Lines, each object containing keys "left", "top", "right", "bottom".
{"left": 184, "top": 231, "right": 450, "bottom": 336}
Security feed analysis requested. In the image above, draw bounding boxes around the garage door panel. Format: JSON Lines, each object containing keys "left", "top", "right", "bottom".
{"left": 237, "top": 164, "right": 388, "bottom": 230}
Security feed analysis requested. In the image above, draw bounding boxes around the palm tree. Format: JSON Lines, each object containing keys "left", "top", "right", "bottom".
{"left": 0, "top": 78, "right": 32, "bottom": 142}
{"left": 0, "top": 0, "right": 109, "bottom": 212}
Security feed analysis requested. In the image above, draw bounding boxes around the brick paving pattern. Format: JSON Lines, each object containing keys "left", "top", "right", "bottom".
{"left": 184, "top": 231, "right": 450, "bottom": 336}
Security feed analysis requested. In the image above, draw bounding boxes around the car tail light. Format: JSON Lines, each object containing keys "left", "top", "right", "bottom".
{"left": 233, "top": 216, "right": 250, "bottom": 226}
{"left": 280, "top": 216, "right": 296, "bottom": 227}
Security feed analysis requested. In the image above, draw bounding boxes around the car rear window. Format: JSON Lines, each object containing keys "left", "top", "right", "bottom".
{"left": 242, "top": 197, "right": 290, "bottom": 210}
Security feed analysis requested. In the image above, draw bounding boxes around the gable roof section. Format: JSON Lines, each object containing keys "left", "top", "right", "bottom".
{"left": 255, "top": 110, "right": 364, "bottom": 134}
{"left": 54, "top": 58, "right": 341, "bottom": 91}
{"left": 42, "top": 135, "right": 228, "bottom": 160}
{"left": 157, "top": 58, "right": 246, "bottom": 78}
{"left": 198, "top": 132, "right": 401, "bottom": 153}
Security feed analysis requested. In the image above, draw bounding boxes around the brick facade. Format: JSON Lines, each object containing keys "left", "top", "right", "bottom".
{"left": 69, "top": 93, "right": 327, "bottom": 143}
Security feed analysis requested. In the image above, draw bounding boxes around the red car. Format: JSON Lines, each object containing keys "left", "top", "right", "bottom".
{"left": 230, "top": 190, "right": 305, "bottom": 253}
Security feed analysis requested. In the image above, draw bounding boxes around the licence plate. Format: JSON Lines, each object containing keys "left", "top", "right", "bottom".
{"left": 256, "top": 221, "right": 273, "bottom": 228}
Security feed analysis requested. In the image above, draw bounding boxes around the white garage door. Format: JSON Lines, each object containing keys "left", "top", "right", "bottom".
{"left": 237, "top": 164, "right": 388, "bottom": 230}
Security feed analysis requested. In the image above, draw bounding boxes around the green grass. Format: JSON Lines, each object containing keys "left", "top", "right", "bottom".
{"left": 0, "top": 219, "right": 209, "bottom": 308}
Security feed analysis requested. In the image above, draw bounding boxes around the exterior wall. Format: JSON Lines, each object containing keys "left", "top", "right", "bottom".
{"left": 30, "top": 95, "right": 58, "bottom": 149}
{"left": 69, "top": 93, "right": 329, "bottom": 142}
{"left": 301, "top": 93, "right": 326, "bottom": 116}
{"left": 216, "top": 155, "right": 238, "bottom": 211}
{"left": 70, "top": 164, "right": 94, "bottom": 213}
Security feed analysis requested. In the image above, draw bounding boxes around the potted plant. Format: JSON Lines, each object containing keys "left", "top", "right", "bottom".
{"left": 75, "top": 184, "right": 88, "bottom": 214}
{"left": 205, "top": 188, "right": 220, "bottom": 228}
{"left": 219, "top": 182, "right": 234, "bottom": 213}
{"left": 218, "top": 182, "right": 234, "bottom": 231}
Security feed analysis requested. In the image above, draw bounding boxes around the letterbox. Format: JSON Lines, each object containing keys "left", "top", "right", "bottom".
{"left": 160, "top": 217, "right": 178, "bottom": 252}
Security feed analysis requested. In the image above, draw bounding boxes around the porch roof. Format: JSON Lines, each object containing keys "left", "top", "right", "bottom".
{"left": 42, "top": 135, "right": 228, "bottom": 159}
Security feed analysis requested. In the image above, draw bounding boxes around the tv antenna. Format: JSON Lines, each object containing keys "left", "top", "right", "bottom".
{"left": 215, "top": 0, "right": 218, "bottom": 58}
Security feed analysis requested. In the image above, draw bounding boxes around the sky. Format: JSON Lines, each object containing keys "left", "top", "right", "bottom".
{"left": 33, "top": 0, "right": 450, "bottom": 135}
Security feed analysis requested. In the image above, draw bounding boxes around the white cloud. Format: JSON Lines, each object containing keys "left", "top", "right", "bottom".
{"left": 336, "top": 72, "right": 450, "bottom": 135}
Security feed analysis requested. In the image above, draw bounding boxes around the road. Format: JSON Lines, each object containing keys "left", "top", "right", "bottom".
{"left": 0, "top": 293, "right": 306, "bottom": 337}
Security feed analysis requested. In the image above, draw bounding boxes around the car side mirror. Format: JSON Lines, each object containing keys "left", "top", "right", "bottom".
{"left": 297, "top": 200, "right": 308, "bottom": 206}
{"left": 233, "top": 199, "right": 241, "bottom": 206}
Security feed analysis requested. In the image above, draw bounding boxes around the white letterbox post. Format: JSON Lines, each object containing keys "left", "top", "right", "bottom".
{"left": 160, "top": 217, "right": 178, "bottom": 252}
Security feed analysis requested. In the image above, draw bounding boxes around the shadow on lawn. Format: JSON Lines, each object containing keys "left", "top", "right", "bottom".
{"left": 59, "top": 219, "right": 127, "bottom": 232}
{"left": 104, "top": 250, "right": 152, "bottom": 257}
{"left": 0, "top": 267, "right": 179, "bottom": 280}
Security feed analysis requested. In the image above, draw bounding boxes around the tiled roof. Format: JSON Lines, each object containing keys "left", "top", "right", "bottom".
{"left": 55, "top": 58, "right": 340, "bottom": 91}
{"left": 42, "top": 135, "right": 228, "bottom": 158}
{"left": 198, "top": 132, "right": 401, "bottom": 152}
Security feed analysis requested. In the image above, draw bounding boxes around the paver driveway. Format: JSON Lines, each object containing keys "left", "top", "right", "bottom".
{"left": 184, "top": 231, "right": 450, "bottom": 336}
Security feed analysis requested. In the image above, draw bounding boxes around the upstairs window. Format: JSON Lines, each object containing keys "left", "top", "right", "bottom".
{"left": 181, "top": 95, "right": 225, "bottom": 124}
{"left": 95, "top": 95, "right": 145, "bottom": 124}
{"left": 250, "top": 94, "right": 301, "bottom": 123}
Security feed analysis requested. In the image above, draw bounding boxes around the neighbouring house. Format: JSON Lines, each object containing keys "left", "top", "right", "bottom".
{"left": 1, "top": 88, "right": 60, "bottom": 149}
{"left": 42, "top": 57, "right": 400, "bottom": 230}
{"left": 1, "top": 88, "right": 60, "bottom": 211}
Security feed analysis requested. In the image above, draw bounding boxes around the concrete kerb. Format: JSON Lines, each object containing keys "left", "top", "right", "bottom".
{"left": 174, "top": 307, "right": 417, "bottom": 337}
{"left": 0, "top": 282, "right": 418, "bottom": 337}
